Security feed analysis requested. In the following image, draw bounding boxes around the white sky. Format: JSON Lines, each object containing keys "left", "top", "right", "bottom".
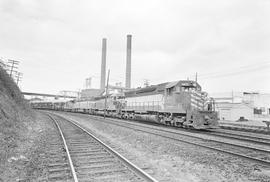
{"left": 0, "top": 0, "right": 269, "bottom": 94}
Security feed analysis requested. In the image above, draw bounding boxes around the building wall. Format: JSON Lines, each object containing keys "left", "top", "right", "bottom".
{"left": 217, "top": 103, "right": 253, "bottom": 121}
{"left": 243, "top": 93, "right": 270, "bottom": 115}
{"left": 230, "top": 104, "right": 253, "bottom": 120}
{"left": 80, "top": 89, "right": 103, "bottom": 100}
{"left": 218, "top": 108, "right": 231, "bottom": 120}
{"left": 214, "top": 92, "right": 270, "bottom": 121}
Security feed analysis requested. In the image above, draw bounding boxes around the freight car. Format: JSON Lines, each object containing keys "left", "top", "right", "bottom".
{"left": 61, "top": 80, "right": 219, "bottom": 129}
{"left": 31, "top": 101, "right": 65, "bottom": 110}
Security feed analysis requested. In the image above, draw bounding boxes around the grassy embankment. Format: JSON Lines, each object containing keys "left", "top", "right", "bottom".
{"left": 0, "top": 66, "right": 36, "bottom": 180}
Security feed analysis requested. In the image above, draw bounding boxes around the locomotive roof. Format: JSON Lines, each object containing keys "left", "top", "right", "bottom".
{"left": 124, "top": 80, "right": 201, "bottom": 97}
{"left": 87, "top": 80, "right": 202, "bottom": 100}
{"left": 124, "top": 82, "right": 168, "bottom": 97}
{"left": 166, "top": 80, "right": 201, "bottom": 89}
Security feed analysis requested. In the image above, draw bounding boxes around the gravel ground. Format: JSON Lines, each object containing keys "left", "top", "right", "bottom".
{"left": 0, "top": 112, "right": 61, "bottom": 181}
{"left": 54, "top": 111, "right": 270, "bottom": 182}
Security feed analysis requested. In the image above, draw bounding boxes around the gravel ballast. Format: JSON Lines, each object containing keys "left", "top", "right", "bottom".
{"left": 54, "top": 111, "right": 270, "bottom": 182}
{"left": 0, "top": 112, "right": 67, "bottom": 181}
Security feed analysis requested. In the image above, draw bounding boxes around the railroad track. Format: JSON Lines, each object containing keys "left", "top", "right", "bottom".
{"left": 47, "top": 113, "right": 158, "bottom": 182}
{"left": 64, "top": 112, "right": 270, "bottom": 146}
{"left": 220, "top": 125, "right": 270, "bottom": 134}
{"left": 45, "top": 124, "right": 73, "bottom": 181}
{"left": 206, "top": 129, "right": 270, "bottom": 146}
{"left": 53, "top": 112, "right": 270, "bottom": 167}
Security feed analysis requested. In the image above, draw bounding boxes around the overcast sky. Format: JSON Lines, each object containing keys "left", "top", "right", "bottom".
{"left": 0, "top": 0, "right": 269, "bottom": 94}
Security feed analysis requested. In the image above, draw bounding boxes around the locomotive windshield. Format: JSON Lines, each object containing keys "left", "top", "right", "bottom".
{"left": 181, "top": 81, "right": 201, "bottom": 91}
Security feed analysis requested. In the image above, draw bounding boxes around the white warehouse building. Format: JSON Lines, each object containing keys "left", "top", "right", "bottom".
{"left": 213, "top": 92, "right": 270, "bottom": 121}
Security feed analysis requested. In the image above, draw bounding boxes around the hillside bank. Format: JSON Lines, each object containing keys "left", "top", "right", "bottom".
{"left": 0, "top": 67, "right": 51, "bottom": 181}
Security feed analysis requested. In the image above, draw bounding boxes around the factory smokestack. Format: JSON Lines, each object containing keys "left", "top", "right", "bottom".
{"left": 100, "top": 38, "right": 106, "bottom": 90}
{"left": 125, "top": 34, "right": 132, "bottom": 89}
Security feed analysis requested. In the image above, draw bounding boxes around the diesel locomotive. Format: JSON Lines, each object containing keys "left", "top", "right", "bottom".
{"left": 34, "top": 80, "right": 219, "bottom": 129}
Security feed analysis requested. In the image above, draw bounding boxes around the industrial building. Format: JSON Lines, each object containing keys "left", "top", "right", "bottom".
{"left": 214, "top": 92, "right": 270, "bottom": 121}
{"left": 80, "top": 35, "right": 132, "bottom": 100}
{"left": 80, "top": 89, "right": 104, "bottom": 100}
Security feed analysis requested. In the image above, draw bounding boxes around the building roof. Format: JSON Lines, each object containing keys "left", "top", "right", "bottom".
{"left": 80, "top": 89, "right": 104, "bottom": 99}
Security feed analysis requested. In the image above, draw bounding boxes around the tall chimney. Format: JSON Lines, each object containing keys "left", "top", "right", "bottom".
{"left": 125, "top": 34, "right": 132, "bottom": 89}
{"left": 100, "top": 38, "right": 106, "bottom": 90}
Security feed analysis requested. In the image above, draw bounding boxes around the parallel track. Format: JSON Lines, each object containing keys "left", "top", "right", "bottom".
{"left": 206, "top": 129, "right": 270, "bottom": 146}
{"left": 54, "top": 112, "right": 270, "bottom": 167}
{"left": 105, "top": 115, "right": 270, "bottom": 145}
{"left": 220, "top": 125, "right": 269, "bottom": 135}
{"left": 47, "top": 113, "right": 158, "bottom": 182}
{"left": 93, "top": 113, "right": 270, "bottom": 146}
{"left": 66, "top": 111, "right": 270, "bottom": 146}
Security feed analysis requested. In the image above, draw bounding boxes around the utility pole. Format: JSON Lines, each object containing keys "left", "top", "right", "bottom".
{"left": 143, "top": 79, "right": 150, "bottom": 87}
{"left": 231, "top": 90, "right": 234, "bottom": 103}
{"left": 16, "top": 72, "right": 23, "bottom": 85}
{"left": 85, "top": 77, "right": 92, "bottom": 89}
{"left": 195, "top": 72, "right": 198, "bottom": 82}
{"left": 8, "top": 59, "right": 19, "bottom": 78}
{"left": 104, "top": 69, "right": 110, "bottom": 119}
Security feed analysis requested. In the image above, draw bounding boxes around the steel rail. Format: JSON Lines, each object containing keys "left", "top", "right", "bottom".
{"left": 205, "top": 131, "right": 270, "bottom": 145}
{"left": 109, "top": 115, "right": 270, "bottom": 145}
{"left": 80, "top": 112, "right": 270, "bottom": 144}
{"left": 47, "top": 114, "right": 79, "bottom": 182}
{"left": 51, "top": 113, "right": 159, "bottom": 182}
{"left": 108, "top": 116, "right": 270, "bottom": 143}
{"left": 58, "top": 113, "right": 270, "bottom": 166}
{"left": 115, "top": 117, "right": 270, "bottom": 146}
{"left": 220, "top": 125, "right": 269, "bottom": 134}
{"left": 88, "top": 115, "right": 270, "bottom": 154}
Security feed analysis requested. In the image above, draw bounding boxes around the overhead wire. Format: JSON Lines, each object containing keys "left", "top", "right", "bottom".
{"left": 195, "top": 61, "right": 270, "bottom": 80}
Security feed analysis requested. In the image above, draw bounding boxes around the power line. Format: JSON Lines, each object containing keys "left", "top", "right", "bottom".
{"left": 203, "top": 62, "right": 269, "bottom": 77}
{"left": 203, "top": 64, "right": 269, "bottom": 80}
{"left": 192, "top": 61, "right": 270, "bottom": 80}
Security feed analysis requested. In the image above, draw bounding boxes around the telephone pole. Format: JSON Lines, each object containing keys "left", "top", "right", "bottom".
{"left": 8, "top": 59, "right": 19, "bottom": 78}
{"left": 143, "top": 79, "right": 150, "bottom": 87}
{"left": 16, "top": 72, "right": 23, "bottom": 85}
{"left": 104, "top": 69, "right": 110, "bottom": 119}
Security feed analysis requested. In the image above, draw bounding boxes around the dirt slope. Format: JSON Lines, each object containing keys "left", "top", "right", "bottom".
{"left": 0, "top": 67, "right": 36, "bottom": 180}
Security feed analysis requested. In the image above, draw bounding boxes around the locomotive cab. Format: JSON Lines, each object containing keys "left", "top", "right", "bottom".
{"left": 161, "top": 80, "right": 218, "bottom": 129}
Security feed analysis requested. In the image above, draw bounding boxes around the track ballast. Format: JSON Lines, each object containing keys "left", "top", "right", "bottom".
{"left": 47, "top": 113, "right": 158, "bottom": 182}
{"left": 55, "top": 112, "right": 270, "bottom": 167}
